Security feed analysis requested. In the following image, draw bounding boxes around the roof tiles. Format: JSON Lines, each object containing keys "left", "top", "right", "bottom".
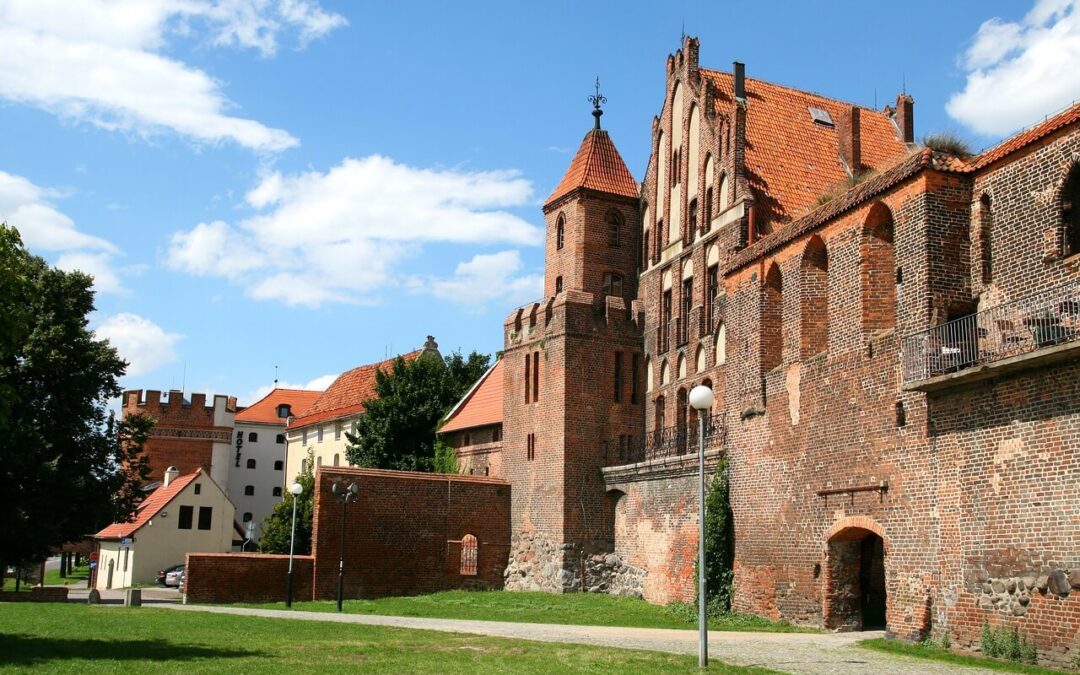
{"left": 439, "top": 359, "right": 503, "bottom": 433}
{"left": 235, "top": 388, "right": 322, "bottom": 424}
{"left": 547, "top": 129, "right": 639, "bottom": 204}
{"left": 95, "top": 469, "right": 200, "bottom": 539}
{"left": 287, "top": 351, "right": 420, "bottom": 430}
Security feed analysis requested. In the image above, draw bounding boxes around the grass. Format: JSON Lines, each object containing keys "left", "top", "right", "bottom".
{"left": 858, "top": 638, "right": 1069, "bottom": 675}
{"left": 0, "top": 603, "right": 776, "bottom": 674}
{"left": 3, "top": 563, "right": 91, "bottom": 591}
{"left": 921, "top": 131, "right": 975, "bottom": 158}
{"left": 240, "top": 590, "right": 815, "bottom": 633}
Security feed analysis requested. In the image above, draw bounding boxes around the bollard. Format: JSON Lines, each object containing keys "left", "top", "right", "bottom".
{"left": 87, "top": 589, "right": 101, "bottom": 605}
{"left": 124, "top": 588, "right": 141, "bottom": 608}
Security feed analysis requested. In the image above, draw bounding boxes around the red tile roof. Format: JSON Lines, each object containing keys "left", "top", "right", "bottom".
{"left": 287, "top": 351, "right": 421, "bottom": 430}
{"left": 702, "top": 69, "right": 909, "bottom": 225}
{"left": 439, "top": 359, "right": 503, "bottom": 433}
{"left": 235, "top": 388, "right": 322, "bottom": 424}
{"left": 547, "top": 129, "right": 639, "bottom": 204}
{"left": 94, "top": 469, "right": 201, "bottom": 540}
{"left": 969, "top": 101, "right": 1080, "bottom": 171}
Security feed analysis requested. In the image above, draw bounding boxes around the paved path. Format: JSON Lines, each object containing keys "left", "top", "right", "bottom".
{"left": 152, "top": 604, "right": 997, "bottom": 674}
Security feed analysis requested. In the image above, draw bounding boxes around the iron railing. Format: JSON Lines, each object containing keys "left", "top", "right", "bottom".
{"left": 603, "top": 413, "right": 724, "bottom": 466}
{"left": 901, "top": 279, "right": 1080, "bottom": 383}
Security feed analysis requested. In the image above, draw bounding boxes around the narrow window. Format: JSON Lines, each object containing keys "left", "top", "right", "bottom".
{"left": 333, "top": 453, "right": 340, "bottom": 466}
{"left": 606, "top": 210, "right": 622, "bottom": 247}
{"left": 123, "top": 548, "right": 128, "bottom": 572}
{"left": 274, "top": 460, "right": 283, "bottom": 471}
{"left": 555, "top": 276, "right": 563, "bottom": 293}
{"left": 461, "top": 534, "right": 478, "bottom": 576}
{"left": 688, "top": 199, "right": 698, "bottom": 239}
{"left": 603, "top": 272, "right": 624, "bottom": 298}
{"left": 317, "top": 427, "right": 323, "bottom": 443}
{"left": 492, "top": 427, "right": 501, "bottom": 442}
{"left": 242, "top": 512, "right": 253, "bottom": 523}
{"left": 631, "top": 353, "right": 640, "bottom": 404}
{"left": 527, "top": 433, "right": 537, "bottom": 461}
{"left": 316, "top": 456, "right": 322, "bottom": 466}
{"left": 302, "top": 430, "right": 308, "bottom": 445}
{"left": 556, "top": 215, "right": 565, "bottom": 250}
{"left": 706, "top": 265, "right": 719, "bottom": 331}
{"left": 681, "top": 277, "right": 693, "bottom": 343}
{"left": 704, "top": 187, "right": 713, "bottom": 227}
{"left": 248, "top": 432, "right": 258, "bottom": 443}
{"left": 524, "top": 352, "right": 531, "bottom": 404}
{"left": 1063, "top": 164, "right": 1080, "bottom": 256}
{"left": 197, "top": 506, "right": 212, "bottom": 530}
{"left": 273, "top": 486, "right": 282, "bottom": 497}
{"left": 194, "top": 483, "right": 202, "bottom": 495}
{"left": 654, "top": 396, "right": 666, "bottom": 432}
{"left": 895, "top": 401, "right": 907, "bottom": 428}
{"left": 642, "top": 229, "right": 650, "bottom": 268}
{"left": 532, "top": 351, "right": 540, "bottom": 402}
{"left": 276, "top": 434, "right": 285, "bottom": 444}
{"left": 244, "top": 485, "right": 255, "bottom": 496}
{"left": 613, "top": 351, "right": 623, "bottom": 402}
{"left": 300, "top": 459, "right": 308, "bottom": 474}
{"left": 178, "top": 505, "right": 193, "bottom": 530}
{"left": 335, "top": 424, "right": 341, "bottom": 441}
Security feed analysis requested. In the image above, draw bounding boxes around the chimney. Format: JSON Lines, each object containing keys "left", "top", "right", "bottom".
{"left": 895, "top": 93, "right": 914, "bottom": 143}
{"left": 163, "top": 466, "right": 179, "bottom": 487}
{"left": 733, "top": 61, "right": 746, "bottom": 102}
{"left": 838, "top": 106, "right": 863, "bottom": 174}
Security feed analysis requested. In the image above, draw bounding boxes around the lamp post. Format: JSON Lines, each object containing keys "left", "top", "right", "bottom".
{"left": 688, "top": 384, "right": 715, "bottom": 669}
{"left": 331, "top": 481, "right": 359, "bottom": 612}
{"left": 285, "top": 481, "right": 303, "bottom": 608}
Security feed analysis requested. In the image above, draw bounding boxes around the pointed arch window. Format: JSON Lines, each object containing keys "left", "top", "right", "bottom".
{"left": 556, "top": 215, "right": 565, "bottom": 250}
{"left": 606, "top": 210, "right": 622, "bottom": 247}
{"left": 460, "top": 534, "right": 478, "bottom": 576}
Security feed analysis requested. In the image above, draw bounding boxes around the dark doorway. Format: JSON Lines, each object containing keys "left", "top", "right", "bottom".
{"left": 859, "top": 534, "right": 886, "bottom": 628}
{"left": 825, "top": 528, "right": 887, "bottom": 631}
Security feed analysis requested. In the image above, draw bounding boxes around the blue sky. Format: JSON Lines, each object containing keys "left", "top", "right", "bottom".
{"left": 2, "top": 0, "right": 1077, "bottom": 405}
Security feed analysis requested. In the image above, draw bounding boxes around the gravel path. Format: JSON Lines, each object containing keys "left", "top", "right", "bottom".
{"left": 152, "top": 604, "right": 999, "bottom": 674}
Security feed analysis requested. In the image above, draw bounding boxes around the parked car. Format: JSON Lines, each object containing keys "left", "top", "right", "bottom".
{"left": 164, "top": 565, "right": 185, "bottom": 587}
{"left": 156, "top": 564, "right": 183, "bottom": 586}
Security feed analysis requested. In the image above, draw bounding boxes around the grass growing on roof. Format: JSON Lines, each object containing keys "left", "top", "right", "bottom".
{"left": 238, "top": 589, "right": 815, "bottom": 633}
{"left": 0, "top": 603, "right": 776, "bottom": 674}
{"left": 921, "top": 132, "right": 975, "bottom": 158}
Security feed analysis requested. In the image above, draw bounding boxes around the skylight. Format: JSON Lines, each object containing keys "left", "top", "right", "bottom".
{"left": 808, "top": 107, "right": 834, "bottom": 126}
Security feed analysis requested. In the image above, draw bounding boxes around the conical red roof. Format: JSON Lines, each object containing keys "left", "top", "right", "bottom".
{"left": 546, "top": 129, "right": 638, "bottom": 204}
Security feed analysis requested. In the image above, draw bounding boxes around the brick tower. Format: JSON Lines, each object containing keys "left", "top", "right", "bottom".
{"left": 502, "top": 92, "right": 645, "bottom": 591}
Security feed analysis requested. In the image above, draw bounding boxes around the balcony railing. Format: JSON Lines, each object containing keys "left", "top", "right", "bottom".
{"left": 901, "top": 279, "right": 1080, "bottom": 384}
{"left": 603, "top": 413, "right": 724, "bottom": 466}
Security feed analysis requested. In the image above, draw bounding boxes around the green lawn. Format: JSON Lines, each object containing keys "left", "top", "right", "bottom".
{"left": 242, "top": 590, "right": 814, "bottom": 633}
{"left": 3, "top": 563, "right": 90, "bottom": 591}
{"left": 0, "top": 604, "right": 775, "bottom": 673}
{"left": 858, "top": 638, "right": 1070, "bottom": 675}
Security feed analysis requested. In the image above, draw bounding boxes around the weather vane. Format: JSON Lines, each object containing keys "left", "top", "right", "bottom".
{"left": 588, "top": 77, "right": 606, "bottom": 129}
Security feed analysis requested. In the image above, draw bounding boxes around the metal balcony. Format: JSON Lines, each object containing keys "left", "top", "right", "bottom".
{"left": 603, "top": 413, "right": 724, "bottom": 466}
{"left": 901, "top": 279, "right": 1080, "bottom": 389}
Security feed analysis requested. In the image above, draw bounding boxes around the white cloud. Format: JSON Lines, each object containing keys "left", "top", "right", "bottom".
{"left": 95, "top": 312, "right": 183, "bottom": 377}
{"left": 415, "top": 250, "right": 544, "bottom": 310}
{"left": 167, "top": 155, "right": 543, "bottom": 307}
{"left": 948, "top": 0, "right": 1080, "bottom": 136}
{"left": 55, "top": 252, "right": 127, "bottom": 295}
{"left": 243, "top": 372, "right": 337, "bottom": 407}
{"left": 0, "top": 0, "right": 346, "bottom": 151}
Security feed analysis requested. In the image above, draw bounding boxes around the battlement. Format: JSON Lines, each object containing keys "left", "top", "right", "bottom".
{"left": 122, "top": 389, "right": 238, "bottom": 426}
{"left": 504, "top": 291, "right": 644, "bottom": 350}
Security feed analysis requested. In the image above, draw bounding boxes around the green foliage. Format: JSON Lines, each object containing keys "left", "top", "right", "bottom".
{"left": 346, "top": 351, "right": 490, "bottom": 471}
{"left": 982, "top": 622, "right": 1037, "bottom": 664}
{"left": 860, "top": 637, "right": 1058, "bottom": 675}
{"left": 922, "top": 132, "right": 974, "bottom": 158}
{"left": 815, "top": 169, "right": 877, "bottom": 207}
{"left": 432, "top": 437, "right": 459, "bottom": 474}
{"left": 259, "top": 450, "right": 315, "bottom": 555}
{"left": 0, "top": 223, "right": 150, "bottom": 570}
{"left": 700, "top": 457, "right": 735, "bottom": 614}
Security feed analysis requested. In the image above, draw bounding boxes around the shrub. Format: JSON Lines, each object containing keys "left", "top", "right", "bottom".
{"left": 981, "top": 621, "right": 1037, "bottom": 664}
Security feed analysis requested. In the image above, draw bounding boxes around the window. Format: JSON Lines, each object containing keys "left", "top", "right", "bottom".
{"left": 335, "top": 424, "right": 341, "bottom": 441}
{"left": 555, "top": 276, "right": 563, "bottom": 293}
{"left": 194, "top": 483, "right": 202, "bottom": 495}
{"left": 532, "top": 352, "right": 539, "bottom": 402}
{"left": 276, "top": 404, "right": 291, "bottom": 418}
{"left": 273, "top": 486, "right": 282, "bottom": 497}
{"left": 762, "top": 263, "right": 783, "bottom": 370}
{"left": 613, "top": 351, "right": 623, "bottom": 402}
{"left": 631, "top": 353, "right": 640, "bottom": 404}
{"left": 463, "top": 432, "right": 472, "bottom": 446}
{"left": 276, "top": 434, "right": 285, "bottom": 444}
{"left": 526, "top": 433, "right": 536, "bottom": 461}
{"left": 333, "top": 453, "right": 340, "bottom": 466}
{"left": 895, "top": 401, "right": 907, "bottom": 428}
{"left": 556, "top": 215, "right": 565, "bottom": 250}
{"left": 300, "top": 459, "right": 308, "bottom": 474}
{"left": 460, "top": 534, "right": 478, "bottom": 576}
{"left": 642, "top": 229, "right": 650, "bottom": 268}
{"left": 492, "top": 426, "right": 501, "bottom": 442}
{"left": 688, "top": 199, "right": 698, "bottom": 239}
{"left": 800, "top": 235, "right": 829, "bottom": 358}
{"left": 316, "top": 456, "right": 322, "bottom": 466}
{"left": 246, "top": 458, "right": 256, "bottom": 469}
{"left": 248, "top": 432, "right": 258, "bottom": 443}
{"left": 524, "top": 352, "right": 531, "bottom": 404}
{"left": 706, "top": 264, "right": 719, "bottom": 330}
{"left": 302, "top": 430, "right": 308, "bottom": 445}
{"left": 178, "top": 505, "right": 193, "bottom": 530}
{"left": 602, "top": 272, "right": 623, "bottom": 298}
{"left": 244, "top": 485, "right": 255, "bottom": 496}
{"left": 654, "top": 396, "right": 666, "bottom": 433}
{"left": 197, "top": 506, "right": 213, "bottom": 530}
{"left": 681, "top": 277, "right": 693, "bottom": 338}
{"left": 317, "top": 427, "right": 323, "bottom": 443}
{"left": 606, "top": 210, "right": 622, "bottom": 247}
{"left": 242, "top": 512, "right": 253, "bottom": 523}
{"left": 274, "top": 460, "right": 284, "bottom": 471}
{"left": 1063, "top": 163, "right": 1080, "bottom": 256}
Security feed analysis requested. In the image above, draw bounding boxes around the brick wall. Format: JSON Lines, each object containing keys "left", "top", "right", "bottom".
{"left": 311, "top": 467, "right": 510, "bottom": 600}
{"left": 123, "top": 390, "right": 236, "bottom": 484}
{"left": 183, "top": 553, "right": 314, "bottom": 604}
{"left": 0, "top": 588, "right": 69, "bottom": 603}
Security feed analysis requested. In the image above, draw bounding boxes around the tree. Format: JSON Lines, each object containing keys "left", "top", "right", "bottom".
{"left": 345, "top": 351, "right": 490, "bottom": 471}
{"left": 702, "top": 456, "right": 735, "bottom": 614}
{"left": 0, "top": 224, "right": 150, "bottom": 573}
{"left": 259, "top": 449, "right": 315, "bottom": 555}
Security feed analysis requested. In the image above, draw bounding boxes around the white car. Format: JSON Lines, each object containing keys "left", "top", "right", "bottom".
{"left": 164, "top": 565, "right": 184, "bottom": 587}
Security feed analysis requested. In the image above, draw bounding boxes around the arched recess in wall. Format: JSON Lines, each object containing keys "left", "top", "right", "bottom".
{"left": 661, "top": 360, "right": 670, "bottom": 385}
{"left": 645, "top": 357, "right": 654, "bottom": 392}
{"left": 762, "top": 262, "right": 784, "bottom": 371}
{"left": 688, "top": 103, "right": 700, "bottom": 200}
{"left": 718, "top": 173, "right": 730, "bottom": 211}
{"left": 605, "top": 489, "right": 627, "bottom": 552}
{"left": 800, "top": 235, "right": 829, "bottom": 359}
{"left": 861, "top": 202, "right": 896, "bottom": 332}
{"left": 695, "top": 344, "right": 706, "bottom": 372}
{"left": 704, "top": 154, "right": 715, "bottom": 230}
{"left": 669, "top": 81, "right": 683, "bottom": 245}
{"left": 1062, "top": 163, "right": 1080, "bottom": 257}
{"left": 642, "top": 202, "right": 651, "bottom": 267}
{"left": 657, "top": 129, "right": 668, "bottom": 240}
{"left": 716, "top": 323, "right": 727, "bottom": 365}
{"left": 677, "top": 353, "right": 687, "bottom": 380}
{"left": 976, "top": 194, "right": 993, "bottom": 283}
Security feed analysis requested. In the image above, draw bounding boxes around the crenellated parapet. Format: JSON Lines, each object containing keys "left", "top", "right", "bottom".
{"left": 122, "top": 389, "right": 237, "bottom": 427}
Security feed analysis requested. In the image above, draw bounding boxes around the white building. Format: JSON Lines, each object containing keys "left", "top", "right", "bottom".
{"left": 231, "top": 388, "right": 320, "bottom": 541}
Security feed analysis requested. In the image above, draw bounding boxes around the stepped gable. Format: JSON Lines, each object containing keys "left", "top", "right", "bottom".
{"left": 440, "top": 359, "right": 503, "bottom": 433}
{"left": 235, "top": 388, "right": 322, "bottom": 424}
{"left": 703, "top": 69, "right": 909, "bottom": 223}
{"left": 288, "top": 351, "right": 420, "bottom": 431}
{"left": 547, "top": 128, "right": 639, "bottom": 204}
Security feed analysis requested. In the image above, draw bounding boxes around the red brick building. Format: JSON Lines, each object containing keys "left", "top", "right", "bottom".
{"left": 444, "top": 37, "right": 1080, "bottom": 668}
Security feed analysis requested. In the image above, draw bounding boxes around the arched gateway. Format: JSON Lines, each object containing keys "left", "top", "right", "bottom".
{"left": 823, "top": 517, "right": 887, "bottom": 631}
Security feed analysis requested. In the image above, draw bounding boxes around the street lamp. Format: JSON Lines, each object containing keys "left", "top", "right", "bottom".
{"left": 285, "top": 481, "right": 303, "bottom": 608}
{"left": 688, "top": 383, "right": 715, "bottom": 669}
{"left": 331, "top": 481, "right": 359, "bottom": 612}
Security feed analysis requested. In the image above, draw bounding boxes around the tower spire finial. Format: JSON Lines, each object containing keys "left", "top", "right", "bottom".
{"left": 588, "top": 77, "right": 606, "bottom": 130}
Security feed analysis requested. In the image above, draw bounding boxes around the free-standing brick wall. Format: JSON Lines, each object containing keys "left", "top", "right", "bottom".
{"left": 311, "top": 467, "right": 510, "bottom": 600}
{"left": 183, "top": 553, "right": 314, "bottom": 604}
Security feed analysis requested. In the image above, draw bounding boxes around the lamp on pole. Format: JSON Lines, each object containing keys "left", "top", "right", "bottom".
{"left": 688, "top": 384, "right": 715, "bottom": 669}
{"left": 331, "top": 481, "right": 359, "bottom": 612}
{"left": 285, "top": 481, "right": 303, "bottom": 608}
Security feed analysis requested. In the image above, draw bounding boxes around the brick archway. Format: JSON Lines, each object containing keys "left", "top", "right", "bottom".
{"left": 823, "top": 516, "right": 888, "bottom": 631}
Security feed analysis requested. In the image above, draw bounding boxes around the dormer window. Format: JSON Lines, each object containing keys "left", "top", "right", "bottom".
{"left": 276, "top": 404, "right": 291, "bottom": 419}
